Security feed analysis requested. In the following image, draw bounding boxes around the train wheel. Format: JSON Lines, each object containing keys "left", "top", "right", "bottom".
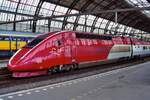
{"left": 58, "top": 65, "right": 63, "bottom": 72}
{"left": 48, "top": 68, "right": 53, "bottom": 74}
{"left": 61, "top": 64, "right": 73, "bottom": 72}
{"left": 66, "top": 64, "right": 72, "bottom": 72}
{"left": 72, "top": 63, "right": 79, "bottom": 70}
{"left": 48, "top": 66, "right": 59, "bottom": 74}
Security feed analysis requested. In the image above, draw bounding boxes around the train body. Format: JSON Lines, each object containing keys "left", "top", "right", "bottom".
{"left": 8, "top": 31, "right": 150, "bottom": 77}
{"left": 0, "top": 31, "right": 37, "bottom": 57}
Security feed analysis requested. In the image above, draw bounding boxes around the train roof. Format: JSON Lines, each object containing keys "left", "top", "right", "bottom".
{"left": 0, "top": 30, "right": 40, "bottom": 38}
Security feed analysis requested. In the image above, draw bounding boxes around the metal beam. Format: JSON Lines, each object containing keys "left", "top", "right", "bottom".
{"left": 102, "top": 0, "right": 121, "bottom": 34}
{"left": 32, "top": 0, "right": 44, "bottom": 32}
{"left": 48, "top": 0, "right": 61, "bottom": 32}
{"left": 90, "top": 0, "right": 106, "bottom": 33}
{"left": 0, "top": 6, "right": 150, "bottom": 19}
{"left": 13, "top": 0, "right": 21, "bottom": 31}
{"left": 61, "top": 0, "right": 79, "bottom": 30}
{"left": 0, "top": 6, "right": 150, "bottom": 25}
{"left": 115, "top": 12, "right": 118, "bottom": 23}
{"left": 73, "top": 0, "right": 94, "bottom": 31}
{"left": 0, "top": 9, "right": 37, "bottom": 18}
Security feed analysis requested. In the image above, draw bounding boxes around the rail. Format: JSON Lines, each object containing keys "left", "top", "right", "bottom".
{"left": 0, "top": 60, "right": 9, "bottom": 63}
{"left": 0, "top": 67, "right": 11, "bottom": 79}
{"left": 0, "top": 60, "right": 8, "bottom": 69}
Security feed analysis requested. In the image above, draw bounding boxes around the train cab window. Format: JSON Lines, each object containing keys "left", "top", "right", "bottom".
{"left": 24, "top": 34, "right": 49, "bottom": 47}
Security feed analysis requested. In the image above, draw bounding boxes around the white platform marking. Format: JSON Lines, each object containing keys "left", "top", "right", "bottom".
{"left": 35, "top": 90, "right": 40, "bottom": 93}
{"left": 26, "top": 92, "right": 31, "bottom": 94}
{"left": 43, "top": 88, "right": 47, "bottom": 91}
{"left": 50, "top": 87, "right": 54, "bottom": 89}
{"left": 17, "top": 94, "right": 23, "bottom": 96}
{"left": 8, "top": 96, "right": 13, "bottom": 98}
{"left": 55, "top": 85, "right": 60, "bottom": 88}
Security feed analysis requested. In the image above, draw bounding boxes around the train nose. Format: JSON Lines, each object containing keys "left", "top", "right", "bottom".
{"left": 8, "top": 58, "right": 43, "bottom": 72}
{"left": 7, "top": 63, "right": 16, "bottom": 71}
{"left": 7, "top": 60, "right": 25, "bottom": 71}
{"left": 7, "top": 48, "right": 32, "bottom": 71}
{"left": 8, "top": 61, "right": 30, "bottom": 72}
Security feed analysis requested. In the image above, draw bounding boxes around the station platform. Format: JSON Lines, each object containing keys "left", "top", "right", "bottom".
{"left": 0, "top": 61, "right": 150, "bottom": 100}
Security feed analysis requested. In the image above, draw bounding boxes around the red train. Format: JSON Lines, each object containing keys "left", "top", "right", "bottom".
{"left": 8, "top": 31, "right": 150, "bottom": 77}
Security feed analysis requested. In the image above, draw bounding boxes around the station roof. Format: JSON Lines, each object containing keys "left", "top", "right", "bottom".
{"left": 45, "top": 0, "right": 150, "bottom": 33}
{"left": 0, "top": 0, "right": 150, "bottom": 36}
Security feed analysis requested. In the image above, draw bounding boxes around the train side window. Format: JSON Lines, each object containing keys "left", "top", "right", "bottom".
{"left": 58, "top": 40, "right": 61, "bottom": 46}
{"left": 17, "top": 38, "right": 21, "bottom": 41}
{"left": 53, "top": 40, "right": 62, "bottom": 46}
{"left": 5, "top": 37, "right": 10, "bottom": 41}
{"left": 135, "top": 46, "right": 136, "bottom": 48}
{"left": 12, "top": 37, "right": 17, "bottom": 41}
{"left": 0, "top": 36, "right": 10, "bottom": 41}
{"left": 138, "top": 45, "right": 140, "bottom": 48}
{"left": 0, "top": 37, "right": 5, "bottom": 40}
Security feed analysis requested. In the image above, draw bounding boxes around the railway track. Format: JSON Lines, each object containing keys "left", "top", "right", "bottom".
{"left": 0, "top": 56, "right": 149, "bottom": 95}
{"left": 0, "top": 60, "right": 9, "bottom": 63}
{"left": 0, "top": 67, "right": 11, "bottom": 79}
{"left": 0, "top": 59, "right": 11, "bottom": 79}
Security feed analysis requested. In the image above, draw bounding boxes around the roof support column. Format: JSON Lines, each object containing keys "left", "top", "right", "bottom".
{"left": 61, "top": 0, "right": 79, "bottom": 30}
{"left": 73, "top": 0, "right": 93, "bottom": 31}
{"left": 48, "top": 0, "right": 61, "bottom": 32}
{"left": 113, "top": 13, "right": 131, "bottom": 34}
{"left": 13, "top": 0, "right": 21, "bottom": 31}
{"left": 115, "top": 11, "right": 118, "bottom": 23}
{"left": 90, "top": 0, "right": 106, "bottom": 33}
{"left": 32, "top": 0, "right": 44, "bottom": 33}
{"left": 84, "top": 15, "right": 88, "bottom": 32}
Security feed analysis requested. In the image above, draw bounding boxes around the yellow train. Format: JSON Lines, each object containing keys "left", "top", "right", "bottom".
{"left": 0, "top": 31, "right": 37, "bottom": 58}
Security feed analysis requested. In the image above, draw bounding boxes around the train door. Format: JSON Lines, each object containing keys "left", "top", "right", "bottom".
{"left": 51, "top": 35, "right": 64, "bottom": 65}
{"left": 63, "top": 32, "right": 76, "bottom": 64}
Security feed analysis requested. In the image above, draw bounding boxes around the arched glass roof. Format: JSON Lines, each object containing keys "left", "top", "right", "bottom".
{"left": 0, "top": 0, "right": 149, "bottom": 39}
{"left": 126, "top": 0, "right": 150, "bottom": 17}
